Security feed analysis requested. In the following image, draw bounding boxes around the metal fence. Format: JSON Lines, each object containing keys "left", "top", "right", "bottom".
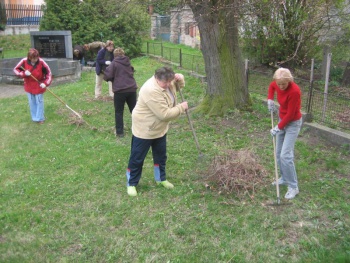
{"left": 0, "top": 4, "right": 43, "bottom": 25}
{"left": 248, "top": 67, "right": 350, "bottom": 131}
{"left": 142, "top": 41, "right": 350, "bottom": 132}
{"left": 143, "top": 41, "right": 206, "bottom": 75}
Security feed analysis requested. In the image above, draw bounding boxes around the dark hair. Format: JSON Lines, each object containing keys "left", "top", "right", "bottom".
{"left": 154, "top": 67, "right": 175, "bottom": 82}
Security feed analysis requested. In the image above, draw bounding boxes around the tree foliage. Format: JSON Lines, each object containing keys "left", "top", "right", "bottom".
{"left": 152, "top": 0, "right": 181, "bottom": 15}
{"left": 240, "top": 0, "right": 349, "bottom": 67}
{"left": 40, "top": 0, "right": 150, "bottom": 58}
{"left": 138, "top": 0, "right": 350, "bottom": 114}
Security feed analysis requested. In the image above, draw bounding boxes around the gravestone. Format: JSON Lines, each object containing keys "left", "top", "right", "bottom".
{"left": 0, "top": 31, "right": 80, "bottom": 85}
{"left": 30, "top": 31, "right": 73, "bottom": 76}
{"left": 30, "top": 31, "right": 73, "bottom": 59}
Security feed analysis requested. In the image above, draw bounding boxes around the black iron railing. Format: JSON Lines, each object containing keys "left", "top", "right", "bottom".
{"left": 0, "top": 4, "right": 43, "bottom": 25}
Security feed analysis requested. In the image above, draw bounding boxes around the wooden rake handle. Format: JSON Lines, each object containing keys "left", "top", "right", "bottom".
{"left": 271, "top": 111, "right": 280, "bottom": 204}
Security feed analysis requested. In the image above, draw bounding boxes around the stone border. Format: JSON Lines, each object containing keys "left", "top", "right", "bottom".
{"left": 0, "top": 58, "right": 81, "bottom": 85}
{"left": 302, "top": 122, "right": 350, "bottom": 150}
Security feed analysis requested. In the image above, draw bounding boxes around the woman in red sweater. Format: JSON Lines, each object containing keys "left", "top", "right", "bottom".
{"left": 267, "top": 68, "right": 302, "bottom": 199}
{"left": 13, "top": 48, "right": 52, "bottom": 124}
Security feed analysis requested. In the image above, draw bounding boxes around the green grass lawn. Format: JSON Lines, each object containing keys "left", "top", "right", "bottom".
{"left": 1, "top": 45, "right": 350, "bottom": 262}
{"left": 0, "top": 34, "right": 31, "bottom": 58}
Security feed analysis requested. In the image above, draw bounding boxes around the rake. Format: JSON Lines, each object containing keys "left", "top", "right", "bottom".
{"left": 20, "top": 66, "right": 95, "bottom": 129}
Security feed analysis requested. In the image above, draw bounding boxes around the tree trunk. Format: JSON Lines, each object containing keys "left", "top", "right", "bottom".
{"left": 189, "top": 1, "right": 251, "bottom": 115}
{"left": 341, "top": 62, "right": 350, "bottom": 87}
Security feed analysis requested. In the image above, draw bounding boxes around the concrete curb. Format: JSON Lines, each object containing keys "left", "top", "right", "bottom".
{"left": 301, "top": 122, "right": 350, "bottom": 150}
{"left": 268, "top": 101, "right": 350, "bottom": 150}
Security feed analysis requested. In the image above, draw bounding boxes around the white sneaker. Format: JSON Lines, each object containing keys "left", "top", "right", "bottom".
{"left": 285, "top": 187, "right": 299, "bottom": 199}
{"left": 271, "top": 177, "right": 287, "bottom": 186}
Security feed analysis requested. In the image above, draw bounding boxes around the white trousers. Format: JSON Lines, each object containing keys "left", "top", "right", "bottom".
{"left": 95, "top": 73, "right": 113, "bottom": 98}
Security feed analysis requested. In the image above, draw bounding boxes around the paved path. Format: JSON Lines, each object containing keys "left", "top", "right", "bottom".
{"left": 0, "top": 84, "right": 26, "bottom": 98}
{"left": 0, "top": 67, "right": 95, "bottom": 99}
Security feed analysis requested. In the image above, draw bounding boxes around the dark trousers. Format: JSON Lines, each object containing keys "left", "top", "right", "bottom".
{"left": 113, "top": 92, "right": 137, "bottom": 135}
{"left": 126, "top": 134, "right": 167, "bottom": 186}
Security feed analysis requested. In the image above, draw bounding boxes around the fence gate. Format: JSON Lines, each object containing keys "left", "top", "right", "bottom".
{"left": 155, "top": 15, "right": 170, "bottom": 41}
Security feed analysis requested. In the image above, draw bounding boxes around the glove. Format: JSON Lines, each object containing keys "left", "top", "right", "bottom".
{"left": 25, "top": 70, "right": 31, "bottom": 76}
{"left": 105, "top": 61, "right": 111, "bottom": 65}
{"left": 270, "top": 125, "right": 280, "bottom": 136}
{"left": 267, "top": 99, "right": 275, "bottom": 112}
{"left": 40, "top": 83, "right": 46, "bottom": 89}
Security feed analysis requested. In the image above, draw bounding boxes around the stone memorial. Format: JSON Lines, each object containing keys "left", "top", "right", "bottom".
{"left": 0, "top": 31, "right": 81, "bottom": 85}
{"left": 30, "top": 31, "right": 73, "bottom": 59}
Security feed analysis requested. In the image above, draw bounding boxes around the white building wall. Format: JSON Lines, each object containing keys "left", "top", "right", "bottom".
{"left": 169, "top": 6, "right": 200, "bottom": 48}
{"left": 0, "top": 25, "right": 39, "bottom": 36}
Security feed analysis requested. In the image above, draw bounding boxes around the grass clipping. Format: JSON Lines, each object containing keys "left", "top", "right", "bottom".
{"left": 205, "top": 149, "right": 267, "bottom": 200}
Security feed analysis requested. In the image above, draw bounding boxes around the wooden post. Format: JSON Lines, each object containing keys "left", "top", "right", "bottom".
{"left": 179, "top": 48, "right": 182, "bottom": 68}
{"left": 245, "top": 59, "right": 249, "bottom": 91}
{"left": 306, "top": 58, "right": 314, "bottom": 116}
{"left": 321, "top": 45, "right": 331, "bottom": 78}
{"left": 322, "top": 53, "right": 331, "bottom": 122}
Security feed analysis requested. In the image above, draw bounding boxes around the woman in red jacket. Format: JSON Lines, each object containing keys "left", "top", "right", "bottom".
{"left": 13, "top": 48, "right": 52, "bottom": 124}
{"left": 267, "top": 68, "right": 302, "bottom": 200}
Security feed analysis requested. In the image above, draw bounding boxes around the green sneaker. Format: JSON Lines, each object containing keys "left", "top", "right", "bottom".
{"left": 127, "top": 186, "right": 137, "bottom": 196}
{"left": 157, "top": 180, "right": 174, "bottom": 189}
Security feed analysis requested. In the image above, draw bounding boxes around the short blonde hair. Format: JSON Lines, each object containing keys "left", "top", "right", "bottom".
{"left": 273, "top": 68, "right": 294, "bottom": 82}
{"left": 114, "top": 47, "right": 125, "bottom": 57}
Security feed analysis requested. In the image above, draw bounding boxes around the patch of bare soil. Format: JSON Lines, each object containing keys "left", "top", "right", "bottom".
{"left": 330, "top": 86, "right": 350, "bottom": 99}
{"left": 86, "top": 95, "right": 113, "bottom": 102}
{"left": 63, "top": 243, "right": 83, "bottom": 255}
{"left": 334, "top": 108, "right": 350, "bottom": 128}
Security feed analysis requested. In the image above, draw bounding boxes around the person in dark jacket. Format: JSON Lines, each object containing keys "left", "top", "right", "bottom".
{"left": 13, "top": 48, "right": 52, "bottom": 124}
{"left": 95, "top": 40, "right": 114, "bottom": 98}
{"left": 73, "top": 44, "right": 85, "bottom": 67}
{"left": 104, "top": 47, "right": 138, "bottom": 137}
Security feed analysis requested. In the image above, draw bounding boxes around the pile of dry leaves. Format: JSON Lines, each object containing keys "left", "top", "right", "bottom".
{"left": 205, "top": 149, "right": 268, "bottom": 200}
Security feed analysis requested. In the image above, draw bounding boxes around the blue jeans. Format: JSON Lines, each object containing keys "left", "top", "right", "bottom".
{"left": 126, "top": 134, "right": 167, "bottom": 186}
{"left": 27, "top": 92, "right": 45, "bottom": 122}
{"left": 276, "top": 118, "right": 302, "bottom": 189}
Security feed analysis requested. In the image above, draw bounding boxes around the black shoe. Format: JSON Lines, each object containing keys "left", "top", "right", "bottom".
{"left": 116, "top": 133, "right": 124, "bottom": 138}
